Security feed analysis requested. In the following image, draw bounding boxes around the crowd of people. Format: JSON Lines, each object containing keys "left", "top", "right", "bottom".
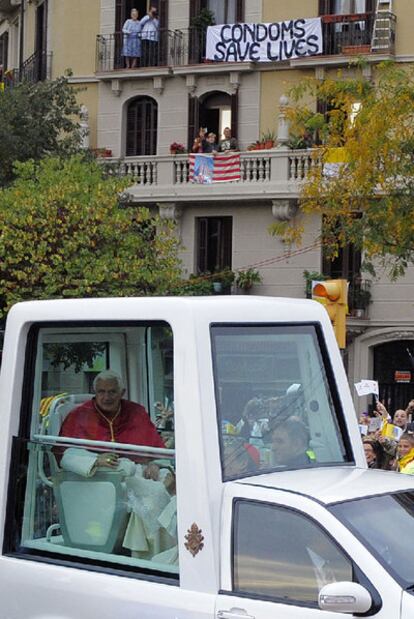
{"left": 360, "top": 399, "right": 414, "bottom": 473}
{"left": 191, "top": 126, "right": 239, "bottom": 155}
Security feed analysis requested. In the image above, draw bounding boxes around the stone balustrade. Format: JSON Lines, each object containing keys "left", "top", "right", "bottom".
{"left": 104, "top": 149, "right": 317, "bottom": 204}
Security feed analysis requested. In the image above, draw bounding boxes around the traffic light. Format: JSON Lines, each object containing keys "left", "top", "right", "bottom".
{"left": 312, "top": 279, "right": 347, "bottom": 349}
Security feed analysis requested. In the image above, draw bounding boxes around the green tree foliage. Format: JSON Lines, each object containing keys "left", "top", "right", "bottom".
{"left": 272, "top": 62, "right": 414, "bottom": 279}
{"left": 0, "top": 76, "right": 82, "bottom": 186}
{"left": 0, "top": 156, "right": 182, "bottom": 315}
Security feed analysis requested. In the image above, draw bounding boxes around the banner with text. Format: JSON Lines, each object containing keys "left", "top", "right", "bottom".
{"left": 206, "top": 18, "right": 323, "bottom": 63}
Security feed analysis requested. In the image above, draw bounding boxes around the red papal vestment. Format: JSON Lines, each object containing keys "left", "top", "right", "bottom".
{"left": 60, "top": 398, "right": 165, "bottom": 448}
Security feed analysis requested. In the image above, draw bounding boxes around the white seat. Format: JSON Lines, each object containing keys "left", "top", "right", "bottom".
{"left": 40, "top": 393, "right": 129, "bottom": 554}
{"left": 47, "top": 393, "right": 92, "bottom": 436}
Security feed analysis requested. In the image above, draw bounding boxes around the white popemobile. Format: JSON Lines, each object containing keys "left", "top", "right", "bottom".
{"left": 0, "top": 296, "right": 412, "bottom": 618}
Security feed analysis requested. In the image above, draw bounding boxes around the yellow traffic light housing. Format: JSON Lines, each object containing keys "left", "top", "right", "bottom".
{"left": 312, "top": 279, "right": 347, "bottom": 349}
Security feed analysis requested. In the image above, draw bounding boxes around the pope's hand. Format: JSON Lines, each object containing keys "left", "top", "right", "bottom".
{"left": 144, "top": 462, "right": 160, "bottom": 480}
{"left": 96, "top": 452, "right": 119, "bottom": 469}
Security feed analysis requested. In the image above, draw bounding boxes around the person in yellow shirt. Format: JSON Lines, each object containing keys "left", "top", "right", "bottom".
{"left": 395, "top": 433, "right": 414, "bottom": 475}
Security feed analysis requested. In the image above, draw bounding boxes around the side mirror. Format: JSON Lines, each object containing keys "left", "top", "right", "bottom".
{"left": 319, "top": 581, "right": 372, "bottom": 614}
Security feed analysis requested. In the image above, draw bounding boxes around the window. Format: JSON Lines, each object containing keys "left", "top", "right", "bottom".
{"left": 0, "top": 32, "right": 8, "bottom": 71}
{"left": 6, "top": 323, "right": 177, "bottom": 578}
{"left": 233, "top": 500, "right": 353, "bottom": 604}
{"left": 126, "top": 96, "right": 158, "bottom": 156}
{"left": 191, "top": 0, "right": 243, "bottom": 24}
{"left": 196, "top": 216, "right": 232, "bottom": 275}
{"left": 331, "top": 493, "right": 414, "bottom": 588}
{"left": 322, "top": 241, "right": 361, "bottom": 281}
{"left": 334, "top": 0, "right": 366, "bottom": 13}
{"left": 212, "top": 325, "right": 350, "bottom": 480}
{"left": 319, "top": 0, "right": 373, "bottom": 14}
{"left": 206, "top": 0, "right": 238, "bottom": 24}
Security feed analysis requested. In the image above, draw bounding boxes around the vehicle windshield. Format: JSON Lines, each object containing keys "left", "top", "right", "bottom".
{"left": 331, "top": 492, "right": 414, "bottom": 588}
{"left": 211, "top": 324, "right": 350, "bottom": 480}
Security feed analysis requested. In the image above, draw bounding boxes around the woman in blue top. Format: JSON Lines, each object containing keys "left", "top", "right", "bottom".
{"left": 122, "top": 8, "right": 141, "bottom": 69}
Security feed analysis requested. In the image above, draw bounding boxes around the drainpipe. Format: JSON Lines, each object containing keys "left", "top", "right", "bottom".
{"left": 19, "top": 0, "right": 25, "bottom": 73}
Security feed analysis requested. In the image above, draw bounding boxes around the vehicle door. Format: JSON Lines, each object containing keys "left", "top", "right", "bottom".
{"left": 0, "top": 320, "right": 216, "bottom": 619}
{"left": 216, "top": 483, "right": 402, "bottom": 619}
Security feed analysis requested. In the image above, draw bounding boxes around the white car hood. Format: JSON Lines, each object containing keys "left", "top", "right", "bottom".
{"left": 237, "top": 466, "right": 414, "bottom": 504}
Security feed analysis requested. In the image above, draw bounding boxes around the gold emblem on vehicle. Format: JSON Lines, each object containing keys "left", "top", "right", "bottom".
{"left": 184, "top": 523, "right": 204, "bottom": 557}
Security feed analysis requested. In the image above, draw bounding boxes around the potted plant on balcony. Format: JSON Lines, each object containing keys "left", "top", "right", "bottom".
{"left": 170, "top": 142, "right": 186, "bottom": 155}
{"left": 349, "top": 281, "right": 372, "bottom": 318}
{"left": 212, "top": 267, "right": 235, "bottom": 294}
{"left": 261, "top": 130, "right": 276, "bottom": 149}
{"left": 235, "top": 268, "right": 262, "bottom": 293}
{"left": 190, "top": 8, "right": 216, "bottom": 64}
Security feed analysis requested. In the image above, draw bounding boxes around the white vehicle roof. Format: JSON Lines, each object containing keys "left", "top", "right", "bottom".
{"left": 237, "top": 467, "right": 414, "bottom": 505}
{"left": 7, "top": 295, "right": 329, "bottom": 324}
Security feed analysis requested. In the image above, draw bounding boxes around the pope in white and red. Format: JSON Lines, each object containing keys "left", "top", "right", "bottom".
{"left": 59, "top": 370, "right": 164, "bottom": 476}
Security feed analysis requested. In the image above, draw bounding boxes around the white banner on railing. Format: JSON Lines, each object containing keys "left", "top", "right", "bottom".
{"left": 206, "top": 18, "right": 323, "bottom": 63}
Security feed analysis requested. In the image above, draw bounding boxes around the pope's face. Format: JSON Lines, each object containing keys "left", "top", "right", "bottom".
{"left": 95, "top": 379, "right": 124, "bottom": 416}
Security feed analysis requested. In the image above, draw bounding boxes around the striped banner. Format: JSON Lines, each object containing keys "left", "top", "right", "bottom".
{"left": 189, "top": 153, "right": 241, "bottom": 184}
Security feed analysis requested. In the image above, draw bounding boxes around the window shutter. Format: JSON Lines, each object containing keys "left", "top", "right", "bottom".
{"left": 115, "top": 0, "right": 123, "bottom": 32}
{"left": 190, "top": 0, "right": 202, "bottom": 23}
{"left": 230, "top": 92, "right": 239, "bottom": 141}
{"left": 222, "top": 217, "right": 233, "bottom": 269}
{"left": 158, "top": 0, "right": 168, "bottom": 29}
{"left": 126, "top": 97, "right": 158, "bottom": 156}
{"left": 318, "top": 0, "right": 331, "bottom": 14}
{"left": 236, "top": 0, "right": 244, "bottom": 22}
{"left": 188, "top": 95, "right": 200, "bottom": 151}
{"left": 197, "top": 218, "right": 209, "bottom": 273}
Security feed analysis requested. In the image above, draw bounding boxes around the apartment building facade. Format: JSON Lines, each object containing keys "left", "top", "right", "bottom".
{"left": 0, "top": 0, "right": 413, "bottom": 411}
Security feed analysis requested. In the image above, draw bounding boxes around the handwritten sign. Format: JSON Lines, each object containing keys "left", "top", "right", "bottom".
{"left": 206, "top": 18, "right": 323, "bottom": 63}
{"left": 354, "top": 380, "right": 379, "bottom": 397}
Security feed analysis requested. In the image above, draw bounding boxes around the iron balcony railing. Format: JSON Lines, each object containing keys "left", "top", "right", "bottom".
{"left": 320, "top": 12, "right": 395, "bottom": 56}
{"left": 96, "top": 29, "right": 174, "bottom": 72}
{"left": 96, "top": 14, "right": 396, "bottom": 73}
{"left": 171, "top": 27, "right": 208, "bottom": 65}
{"left": 14, "top": 50, "right": 52, "bottom": 84}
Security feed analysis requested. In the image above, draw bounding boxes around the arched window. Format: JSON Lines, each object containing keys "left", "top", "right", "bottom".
{"left": 126, "top": 96, "right": 158, "bottom": 156}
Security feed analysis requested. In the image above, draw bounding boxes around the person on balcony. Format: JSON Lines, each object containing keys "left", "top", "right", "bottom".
{"left": 219, "top": 127, "right": 239, "bottom": 153}
{"left": 203, "top": 132, "right": 218, "bottom": 154}
{"left": 192, "top": 127, "right": 207, "bottom": 153}
{"left": 122, "top": 8, "right": 142, "bottom": 69}
{"left": 140, "top": 6, "right": 159, "bottom": 67}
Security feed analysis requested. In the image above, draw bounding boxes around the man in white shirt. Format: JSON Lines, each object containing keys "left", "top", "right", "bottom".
{"left": 140, "top": 6, "right": 160, "bottom": 66}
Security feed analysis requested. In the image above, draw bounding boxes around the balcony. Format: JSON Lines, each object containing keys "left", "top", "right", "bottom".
{"left": 104, "top": 149, "right": 315, "bottom": 205}
{"left": 172, "top": 27, "right": 208, "bottom": 65}
{"left": 14, "top": 50, "right": 52, "bottom": 84}
{"left": 96, "top": 30, "right": 174, "bottom": 74}
{"left": 292, "top": 12, "right": 395, "bottom": 68}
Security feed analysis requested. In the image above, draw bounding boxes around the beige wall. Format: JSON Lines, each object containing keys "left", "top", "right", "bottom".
{"left": 262, "top": 0, "right": 319, "bottom": 23}
{"left": 24, "top": 2, "right": 36, "bottom": 59}
{"left": 260, "top": 67, "right": 314, "bottom": 140}
{"left": 393, "top": 0, "right": 414, "bottom": 57}
{"left": 77, "top": 83, "right": 99, "bottom": 148}
{"left": 98, "top": 71, "right": 260, "bottom": 155}
{"left": 50, "top": 0, "right": 100, "bottom": 78}
{"left": 179, "top": 204, "right": 321, "bottom": 297}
